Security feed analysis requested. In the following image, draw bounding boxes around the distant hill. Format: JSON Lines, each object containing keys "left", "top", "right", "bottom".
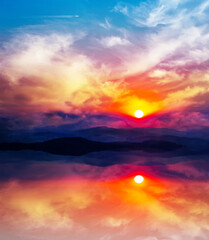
{"left": 0, "top": 137, "right": 182, "bottom": 156}
{"left": 2, "top": 126, "right": 209, "bottom": 144}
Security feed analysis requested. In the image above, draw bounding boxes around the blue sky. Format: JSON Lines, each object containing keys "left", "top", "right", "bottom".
{"left": 0, "top": 0, "right": 120, "bottom": 30}
{"left": 0, "top": 0, "right": 204, "bottom": 32}
{"left": 0, "top": 0, "right": 207, "bottom": 27}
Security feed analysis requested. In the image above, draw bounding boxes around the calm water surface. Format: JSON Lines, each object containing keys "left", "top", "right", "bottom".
{"left": 0, "top": 151, "right": 208, "bottom": 240}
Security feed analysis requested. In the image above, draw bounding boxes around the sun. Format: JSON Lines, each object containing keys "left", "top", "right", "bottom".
{"left": 134, "top": 110, "right": 144, "bottom": 118}
{"left": 134, "top": 175, "right": 144, "bottom": 184}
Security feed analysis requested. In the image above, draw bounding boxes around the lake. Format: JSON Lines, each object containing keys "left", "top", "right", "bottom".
{"left": 0, "top": 150, "right": 208, "bottom": 240}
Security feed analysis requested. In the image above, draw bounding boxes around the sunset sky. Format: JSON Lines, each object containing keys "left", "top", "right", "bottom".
{"left": 1, "top": 2, "right": 209, "bottom": 240}
{"left": 1, "top": 0, "right": 209, "bottom": 131}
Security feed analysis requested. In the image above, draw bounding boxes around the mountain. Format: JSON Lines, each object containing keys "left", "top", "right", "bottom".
{"left": 0, "top": 137, "right": 182, "bottom": 156}
{"left": 2, "top": 126, "right": 209, "bottom": 144}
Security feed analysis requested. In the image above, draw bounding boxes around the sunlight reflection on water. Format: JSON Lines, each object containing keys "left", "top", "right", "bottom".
{"left": 0, "top": 152, "right": 208, "bottom": 240}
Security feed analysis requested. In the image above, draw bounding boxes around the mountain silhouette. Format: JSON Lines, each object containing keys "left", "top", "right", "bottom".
{"left": 0, "top": 137, "right": 182, "bottom": 156}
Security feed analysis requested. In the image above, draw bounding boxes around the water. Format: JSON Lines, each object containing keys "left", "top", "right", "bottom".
{"left": 0, "top": 151, "right": 208, "bottom": 240}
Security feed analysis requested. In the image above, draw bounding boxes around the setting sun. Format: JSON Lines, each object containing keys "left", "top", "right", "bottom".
{"left": 134, "top": 110, "right": 144, "bottom": 118}
{"left": 134, "top": 175, "right": 144, "bottom": 184}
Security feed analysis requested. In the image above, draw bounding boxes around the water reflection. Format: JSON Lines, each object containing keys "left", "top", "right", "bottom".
{"left": 0, "top": 152, "right": 208, "bottom": 240}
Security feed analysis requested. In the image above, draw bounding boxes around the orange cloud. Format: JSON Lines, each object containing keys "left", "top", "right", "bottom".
{"left": 106, "top": 88, "right": 164, "bottom": 118}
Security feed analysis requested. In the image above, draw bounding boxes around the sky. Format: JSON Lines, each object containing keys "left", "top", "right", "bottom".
{"left": 1, "top": 0, "right": 209, "bottom": 131}
{"left": 1, "top": 2, "right": 209, "bottom": 240}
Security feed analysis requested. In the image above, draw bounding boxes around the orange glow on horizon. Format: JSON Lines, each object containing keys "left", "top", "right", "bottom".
{"left": 105, "top": 88, "right": 163, "bottom": 119}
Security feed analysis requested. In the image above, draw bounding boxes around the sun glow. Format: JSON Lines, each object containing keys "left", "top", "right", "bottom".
{"left": 134, "top": 110, "right": 144, "bottom": 118}
{"left": 134, "top": 175, "right": 144, "bottom": 184}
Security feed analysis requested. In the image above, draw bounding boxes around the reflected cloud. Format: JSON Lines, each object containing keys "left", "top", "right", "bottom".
{"left": 0, "top": 164, "right": 208, "bottom": 240}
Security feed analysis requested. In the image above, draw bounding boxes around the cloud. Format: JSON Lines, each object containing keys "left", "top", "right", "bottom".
{"left": 0, "top": 33, "right": 122, "bottom": 124}
{"left": 100, "top": 36, "right": 130, "bottom": 47}
{"left": 45, "top": 111, "right": 81, "bottom": 120}
{"left": 149, "top": 69, "right": 183, "bottom": 84}
{"left": 100, "top": 18, "right": 112, "bottom": 30}
{"left": 102, "top": 217, "right": 130, "bottom": 227}
{"left": 43, "top": 15, "right": 79, "bottom": 19}
{"left": 112, "top": 0, "right": 209, "bottom": 75}
{"left": 149, "top": 111, "right": 209, "bottom": 130}
{"left": 114, "top": 0, "right": 184, "bottom": 27}
{"left": 165, "top": 86, "right": 209, "bottom": 109}
{"left": 0, "top": 1, "right": 209, "bottom": 129}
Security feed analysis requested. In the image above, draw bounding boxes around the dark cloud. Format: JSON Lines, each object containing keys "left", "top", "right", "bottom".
{"left": 187, "top": 92, "right": 209, "bottom": 114}
{"left": 0, "top": 117, "right": 11, "bottom": 130}
{"left": 45, "top": 111, "right": 81, "bottom": 120}
{"left": 14, "top": 94, "right": 31, "bottom": 103}
{"left": 0, "top": 74, "right": 11, "bottom": 92}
